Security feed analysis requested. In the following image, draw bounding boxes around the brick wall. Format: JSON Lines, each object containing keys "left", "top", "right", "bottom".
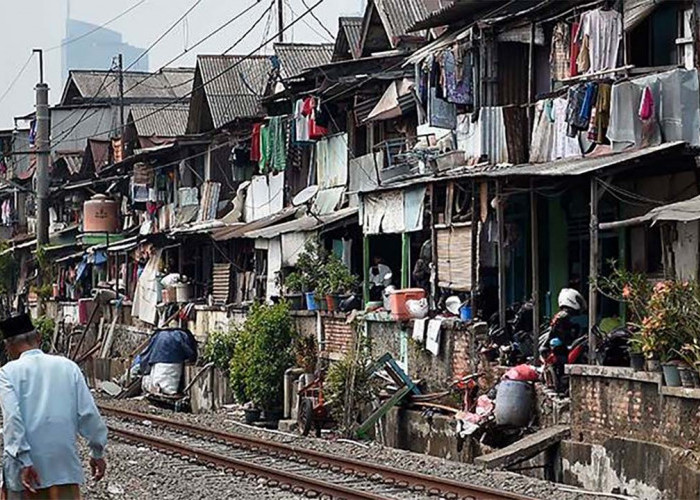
{"left": 568, "top": 366, "right": 700, "bottom": 451}
{"left": 322, "top": 314, "right": 355, "bottom": 359}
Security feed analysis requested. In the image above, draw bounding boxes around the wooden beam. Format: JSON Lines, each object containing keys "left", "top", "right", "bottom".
{"left": 401, "top": 233, "right": 410, "bottom": 289}
{"left": 363, "top": 235, "right": 370, "bottom": 304}
{"left": 475, "top": 425, "right": 571, "bottom": 470}
{"left": 530, "top": 181, "right": 540, "bottom": 363}
{"left": 496, "top": 180, "right": 507, "bottom": 330}
{"left": 589, "top": 177, "right": 599, "bottom": 363}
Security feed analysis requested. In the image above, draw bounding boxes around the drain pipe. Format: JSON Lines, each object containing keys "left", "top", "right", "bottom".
{"left": 284, "top": 367, "right": 305, "bottom": 419}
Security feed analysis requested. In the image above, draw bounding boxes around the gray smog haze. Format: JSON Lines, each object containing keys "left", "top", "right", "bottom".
{"left": 0, "top": 0, "right": 364, "bottom": 128}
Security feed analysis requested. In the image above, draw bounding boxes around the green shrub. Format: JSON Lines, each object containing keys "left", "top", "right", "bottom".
{"left": 33, "top": 316, "right": 55, "bottom": 351}
{"left": 203, "top": 325, "right": 239, "bottom": 373}
{"left": 229, "top": 302, "right": 296, "bottom": 409}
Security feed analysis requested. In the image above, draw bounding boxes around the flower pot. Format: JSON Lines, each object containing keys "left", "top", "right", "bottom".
{"left": 244, "top": 408, "right": 261, "bottom": 424}
{"left": 678, "top": 366, "right": 695, "bottom": 388}
{"left": 630, "top": 353, "right": 645, "bottom": 372}
{"left": 662, "top": 363, "right": 681, "bottom": 387}
{"left": 305, "top": 292, "right": 318, "bottom": 311}
{"left": 325, "top": 294, "right": 340, "bottom": 312}
{"left": 286, "top": 293, "right": 304, "bottom": 311}
{"left": 646, "top": 359, "right": 662, "bottom": 372}
{"left": 692, "top": 370, "right": 700, "bottom": 388}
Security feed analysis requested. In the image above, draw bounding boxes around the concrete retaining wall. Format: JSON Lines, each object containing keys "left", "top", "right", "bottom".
{"left": 564, "top": 365, "right": 700, "bottom": 498}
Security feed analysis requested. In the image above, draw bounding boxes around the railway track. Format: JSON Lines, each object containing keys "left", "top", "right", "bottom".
{"left": 100, "top": 404, "right": 536, "bottom": 500}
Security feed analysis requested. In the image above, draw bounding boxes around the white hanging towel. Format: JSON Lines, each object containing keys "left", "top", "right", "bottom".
{"left": 426, "top": 319, "right": 443, "bottom": 356}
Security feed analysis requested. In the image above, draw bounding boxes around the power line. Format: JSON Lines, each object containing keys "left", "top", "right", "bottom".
{"left": 61, "top": 0, "right": 329, "bottom": 145}
{"left": 0, "top": 54, "right": 35, "bottom": 107}
{"left": 222, "top": 1, "right": 276, "bottom": 55}
{"left": 284, "top": 0, "right": 334, "bottom": 43}
{"left": 46, "top": 0, "right": 148, "bottom": 53}
{"left": 55, "top": 0, "right": 274, "bottom": 149}
{"left": 125, "top": 0, "right": 268, "bottom": 96}
{"left": 298, "top": 0, "right": 335, "bottom": 40}
{"left": 126, "top": 0, "right": 205, "bottom": 72}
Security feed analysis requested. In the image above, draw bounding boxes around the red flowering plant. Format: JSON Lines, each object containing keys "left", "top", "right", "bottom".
{"left": 598, "top": 262, "right": 700, "bottom": 360}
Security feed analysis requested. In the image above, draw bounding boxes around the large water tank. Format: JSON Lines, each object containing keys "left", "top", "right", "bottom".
{"left": 83, "top": 194, "right": 120, "bottom": 233}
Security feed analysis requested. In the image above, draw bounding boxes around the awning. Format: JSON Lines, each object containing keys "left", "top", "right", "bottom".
{"left": 600, "top": 195, "right": 700, "bottom": 230}
{"left": 170, "top": 220, "right": 226, "bottom": 236}
{"left": 447, "top": 141, "right": 687, "bottom": 179}
{"left": 244, "top": 207, "right": 358, "bottom": 239}
{"left": 211, "top": 207, "right": 299, "bottom": 241}
{"left": 624, "top": 0, "right": 670, "bottom": 32}
{"left": 365, "top": 79, "right": 415, "bottom": 122}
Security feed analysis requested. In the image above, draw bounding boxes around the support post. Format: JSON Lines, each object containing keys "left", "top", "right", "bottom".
{"left": 530, "top": 181, "right": 540, "bottom": 363}
{"left": 429, "top": 184, "right": 438, "bottom": 309}
{"left": 363, "top": 234, "right": 370, "bottom": 305}
{"left": 470, "top": 182, "right": 479, "bottom": 310}
{"left": 588, "top": 177, "right": 599, "bottom": 363}
{"left": 401, "top": 233, "right": 410, "bottom": 289}
{"left": 527, "top": 22, "right": 536, "bottom": 140}
{"left": 496, "top": 180, "right": 507, "bottom": 330}
{"left": 277, "top": 0, "right": 284, "bottom": 43}
{"left": 117, "top": 54, "right": 124, "bottom": 136}
{"left": 34, "top": 48, "right": 49, "bottom": 246}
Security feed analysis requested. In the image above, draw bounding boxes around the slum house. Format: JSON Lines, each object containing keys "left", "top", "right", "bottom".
{"left": 13, "top": 68, "right": 196, "bottom": 327}
{"left": 342, "top": 0, "right": 700, "bottom": 492}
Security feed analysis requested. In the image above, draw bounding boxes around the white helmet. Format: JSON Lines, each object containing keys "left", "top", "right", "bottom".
{"left": 558, "top": 288, "right": 587, "bottom": 312}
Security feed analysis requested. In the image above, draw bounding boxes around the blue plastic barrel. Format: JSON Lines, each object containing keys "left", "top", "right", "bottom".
{"left": 305, "top": 292, "right": 318, "bottom": 311}
{"left": 460, "top": 305, "right": 473, "bottom": 321}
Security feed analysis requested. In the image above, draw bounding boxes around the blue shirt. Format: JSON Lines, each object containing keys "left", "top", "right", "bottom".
{"left": 0, "top": 350, "right": 108, "bottom": 492}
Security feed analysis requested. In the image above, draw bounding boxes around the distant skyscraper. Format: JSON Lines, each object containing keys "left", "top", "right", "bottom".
{"left": 62, "top": 17, "right": 148, "bottom": 82}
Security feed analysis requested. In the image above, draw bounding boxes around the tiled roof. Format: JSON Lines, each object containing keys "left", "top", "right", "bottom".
{"left": 197, "top": 55, "right": 273, "bottom": 128}
{"left": 129, "top": 104, "right": 190, "bottom": 137}
{"left": 64, "top": 67, "right": 194, "bottom": 102}
{"left": 274, "top": 43, "right": 334, "bottom": 79}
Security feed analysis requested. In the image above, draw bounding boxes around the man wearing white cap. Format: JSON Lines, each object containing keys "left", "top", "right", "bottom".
{"left": 0, "top": 313, "right": 107, "bottom": 499}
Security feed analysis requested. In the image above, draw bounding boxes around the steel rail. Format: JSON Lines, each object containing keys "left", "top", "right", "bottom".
{"left": 101, "top": 404, "right": 536, "bottom": 500}
{"left": 108, "top": 425, "right": 385, "bottom": 500}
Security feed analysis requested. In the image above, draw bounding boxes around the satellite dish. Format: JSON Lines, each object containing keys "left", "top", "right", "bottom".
{"left": 292, "top": 185, "right": 319, "bottom": 207}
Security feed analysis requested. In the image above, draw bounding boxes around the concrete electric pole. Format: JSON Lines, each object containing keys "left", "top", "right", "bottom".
{"left": 277, "top": 0, "right": 284, "bottom": 43}
{"left": 34, "top": 49, "right": 50, "bottom": 246}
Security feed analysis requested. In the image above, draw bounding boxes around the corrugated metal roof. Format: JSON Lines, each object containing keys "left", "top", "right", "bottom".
{"left": 274, "top": 43, "right": 334, "bottom": 79}
{"left": 63, "top": 67, "right": 194, "bottom": 103}
{"left": 374, "top": 0, "right": 433, "bottom": 42}
{"left": 451, "top": 142, "right": 688, "bottom": 178}
{"left": 244, "top": 207, "right": 359, "bottom": 239}
{"left": 129, "top": 104, "right": 190, "bottom": 137}
{"left": 336, "top": 17, "right": 364, "bottom": 60}
{"left": 197, "top": 55, "right": 274, "bottom": 128}
{"left": 211, "top": 207, "right": 299, "bottom": 241}
{"left": 409, "top": 0, "right": 506, "bottom": 32}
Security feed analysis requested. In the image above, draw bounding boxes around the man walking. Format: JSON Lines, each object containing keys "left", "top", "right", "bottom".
{"left": 0, "top": 314, "right": 107, "bottom": 499}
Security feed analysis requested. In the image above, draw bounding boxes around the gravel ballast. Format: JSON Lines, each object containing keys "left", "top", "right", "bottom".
{"left": 96, "top": 395, "right": 609, "bottom": 500}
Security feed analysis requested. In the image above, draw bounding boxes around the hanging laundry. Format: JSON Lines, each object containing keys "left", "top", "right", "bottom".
{"left": 569, "top": 22, "right": 580, "bottom": 78}
{"left": 576, "top": 35, "right": 590, "bottom": 74}
{"left": 580, "top": 82, "right": 598, "bottom": 122}
{"left": 565, "top": 84, "right": 590, "bottom": 136}
{"left": 293, "top": 99, "right": 310, "bottom": 143}
{"left": 448, "top": 45, "right": 473, "bottom": 105}
{"left": 550, "top": 22, "right": 571, "bottom": 81}
{"left": 591, "top": 82, "right": 612, "bottom": 143}
{"left": 530, "top": 100, "right": 555, "bottom": 163}
{"left": 553, "top": 97, "right": 582, "bottom": 160}
{"left": 251, "top": 123, "right": 262, "bottom": 162}
{"left": 639, "top": 86, "right": 657, "bottom": 148}
{"left": 259, "top": 124, "right": 270, "bottom": 172}
{"left": 576, "top": 8, "right": 622, "bottom": 73}
{"left": 268, "top": 116, "right": 287, "bottom": 172}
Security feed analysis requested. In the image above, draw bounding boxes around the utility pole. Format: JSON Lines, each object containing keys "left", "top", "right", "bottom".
{"left": 277, "top": 0, "right": 284, "bottom": 43}
{"left": 34, "top": 49, "right": 50, "bottom": 246}
{"left": 117, "top": 54, "right": 124, "bottom": 136}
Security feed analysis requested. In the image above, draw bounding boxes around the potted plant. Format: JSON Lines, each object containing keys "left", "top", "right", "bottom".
{"left": 290, "top": 239, "right": 329, "bottom": 311}
{"left": 282, "top": 271, "right": 308, "bottom": 311}
{"left": 317, "top": 255, "right": 358, "bottom": 312}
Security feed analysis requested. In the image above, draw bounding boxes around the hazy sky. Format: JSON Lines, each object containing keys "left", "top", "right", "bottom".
{"left": 0, "top": 0, "right": 365, "bottom": 128}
